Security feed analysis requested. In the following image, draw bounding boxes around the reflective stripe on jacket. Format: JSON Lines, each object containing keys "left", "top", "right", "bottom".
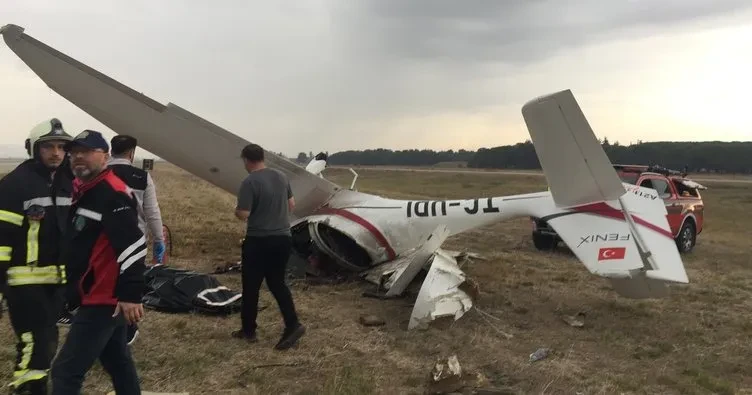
{"left": 0, "top": 158, "right": 72, "bottom": 287}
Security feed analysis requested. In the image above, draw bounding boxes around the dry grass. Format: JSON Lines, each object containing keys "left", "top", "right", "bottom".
{"left": 2, "top": 163, "right": 752, "bottom": 394}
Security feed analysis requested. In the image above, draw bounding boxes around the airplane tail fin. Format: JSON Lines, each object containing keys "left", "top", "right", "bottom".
{"left": 522, "top": 90, "right": 689, "bottom": 298}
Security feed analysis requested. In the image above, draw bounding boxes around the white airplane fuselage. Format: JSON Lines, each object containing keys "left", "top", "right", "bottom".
{"left": 294, "top": 188, "right": 556, "bottom": 271}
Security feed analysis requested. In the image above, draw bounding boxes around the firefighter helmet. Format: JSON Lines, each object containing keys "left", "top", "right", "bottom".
{"left": 24, "top": 118, "right": 73, "bottom": 158}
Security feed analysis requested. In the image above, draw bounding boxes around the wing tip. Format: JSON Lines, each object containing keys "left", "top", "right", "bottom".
{"left": 0, "top": 23, "right": 24, "bottom": 37}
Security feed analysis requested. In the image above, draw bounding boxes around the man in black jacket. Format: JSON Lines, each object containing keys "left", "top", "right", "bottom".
{"left": 108, "top": 134, "right": 167, "bottom": 346}
{"left": 50, "top": 130, "right": 146, "bottom": 395}
{"left": 0, "top": 118, "right": 73, "bottom": 395}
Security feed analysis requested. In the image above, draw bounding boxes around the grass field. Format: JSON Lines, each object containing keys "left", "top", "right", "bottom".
{"left": 2, "top": 163, "right": 752, "bottom": 394}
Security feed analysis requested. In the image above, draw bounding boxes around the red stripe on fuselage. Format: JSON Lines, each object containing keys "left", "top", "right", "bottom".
{"left": 315, "top": 207, "right": 397, "bottom": 260}
{"left": 572, "top": 202, "right": 674, "bottom": 239}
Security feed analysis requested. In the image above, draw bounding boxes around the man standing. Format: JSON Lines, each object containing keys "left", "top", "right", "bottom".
{"left": 107, "top": 134, "right": 165, "bottom": 265}
{"left": 108, "top": 134, "right": 166, "bottom": 346}
{"left": 232, "top": 143, "right": 305, "bottom": 350}
{"left": 0, "top": 118, "right": 73, "bottom": 395}
{"left": 51, "top": 130, "right": 145, "bottom": 394}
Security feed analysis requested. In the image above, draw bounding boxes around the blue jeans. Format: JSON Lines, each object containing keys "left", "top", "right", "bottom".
{"left": 50, "top": 305, "right": 140, "bottom": 394}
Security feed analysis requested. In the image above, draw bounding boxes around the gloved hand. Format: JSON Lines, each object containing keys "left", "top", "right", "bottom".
{"left": 152, "top": 241, "right": 165, "bottom": 264}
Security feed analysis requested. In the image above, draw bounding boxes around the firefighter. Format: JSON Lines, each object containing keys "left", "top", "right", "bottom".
{"left": 0, "top": 118, "right": 74, "bottom": 395}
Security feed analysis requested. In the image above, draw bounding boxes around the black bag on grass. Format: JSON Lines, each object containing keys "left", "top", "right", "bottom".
{"left": 142, "top": 265, "right": 242, "bottom": 315}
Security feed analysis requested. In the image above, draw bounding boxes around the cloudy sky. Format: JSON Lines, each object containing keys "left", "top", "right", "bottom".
{"left": 1, "top": 0, "right": 751, "bottom": 158}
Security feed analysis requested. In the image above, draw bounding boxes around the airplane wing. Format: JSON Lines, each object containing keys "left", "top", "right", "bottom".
{"left": 0, "top": 24, "right": 341, "bottom": 218}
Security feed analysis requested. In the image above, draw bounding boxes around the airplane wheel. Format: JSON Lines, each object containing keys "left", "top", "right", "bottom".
{"left": 675, "top": 221, "right": 696, "bottom": 253}
{"left": 532, "top": 232, "right": 557, "bottom": 251}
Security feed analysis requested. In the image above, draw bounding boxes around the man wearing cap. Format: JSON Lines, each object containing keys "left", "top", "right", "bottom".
{"left": 50, "top": 130, "right": 145, "bottom": 394}
{"left": 0, "top": 118, "right": 74, "bottom": 395}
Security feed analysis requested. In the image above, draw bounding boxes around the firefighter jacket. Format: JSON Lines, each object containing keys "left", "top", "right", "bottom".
{"left": 62, "top": 168, "right": 147, "bottom": 308}
{"left": 0, "top": 158, "right": 73, "bottom": 289}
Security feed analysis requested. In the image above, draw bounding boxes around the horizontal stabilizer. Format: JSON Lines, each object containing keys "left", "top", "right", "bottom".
{"left": 521, "top": 89, "right": 625, "bottom": 208}
{"left": 545, "top": 182, "right": 689, "bottom": 298}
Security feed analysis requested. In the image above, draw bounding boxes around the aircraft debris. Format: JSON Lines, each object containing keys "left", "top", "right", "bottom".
{"left": 427, "top": 362, "right": 519, "bottom": 395}
{"left": 428, "top": 354, "right": 463, "bottom": 394}
{"left": 408, "top": 249, "right": 475, "bottom": 330}
{"left": 561, "top": 312, "right": 586, "bottom": 328}
{"left": 529, "top": 347, "right": 552, "bottom": 363}
{"left": 367, "top": 225, "right": 450, "bottom": 297}
{"left": 212, "top": 262, "right": 241, "bottom": 274}
{"left": 359, "top": 314, "right": 386, "bottom": 327}
{"left": 443, "top": 249, "right": 487, "bottom": 262}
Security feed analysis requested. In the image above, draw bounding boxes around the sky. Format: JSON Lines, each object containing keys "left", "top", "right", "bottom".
{"left": 1, "top": 0, "right": 751, "bottom": 159}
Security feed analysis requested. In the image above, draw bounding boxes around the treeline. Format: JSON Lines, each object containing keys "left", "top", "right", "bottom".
{"left": 325, "top": 148, "right": 475, "bottom": 166}
{"left": 318, "top": 140, "right": 752, "bottom": 174}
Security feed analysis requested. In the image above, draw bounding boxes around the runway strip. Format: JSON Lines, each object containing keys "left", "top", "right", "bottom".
{"left": 330, "top": 166, "right": 752, "bottom": 185}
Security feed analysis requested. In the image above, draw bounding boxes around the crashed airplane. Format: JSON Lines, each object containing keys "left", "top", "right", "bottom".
{"left": 1, "top": 24, "right": 690, "bottom": 329}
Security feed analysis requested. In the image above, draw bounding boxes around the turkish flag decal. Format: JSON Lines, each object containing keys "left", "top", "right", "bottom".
{"left": 598, "top": 247, "right": 626, "bottom": 261}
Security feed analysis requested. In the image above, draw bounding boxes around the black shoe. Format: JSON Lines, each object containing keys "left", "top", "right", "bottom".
{"left": 126, "top": 324, "right": 139, "bottom": 346}
{"left": 10, "top": 378, "right": 47, "bottom": 395}
{"left": 231, "top": 329, "right": 258, "bottom": 342}
{"left": 274, "top": 324, "right": 305, "bottom": 350}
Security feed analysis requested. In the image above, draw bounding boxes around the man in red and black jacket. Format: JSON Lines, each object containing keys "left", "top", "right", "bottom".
{"left": 50, "top": 130, "right": 145, "bottom": 395}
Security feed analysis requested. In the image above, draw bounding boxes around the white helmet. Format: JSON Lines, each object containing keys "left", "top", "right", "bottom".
{"left": 24, "top": 118, "right": 73, "bottom": 158}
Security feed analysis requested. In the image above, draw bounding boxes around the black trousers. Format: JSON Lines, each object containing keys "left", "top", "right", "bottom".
{"left": 240, "top": 234, "right": 299, "bottom": 335}
{"left": 5, "top": 284, "right": 65, "bottom": 393}
{"left": 50, "top": 305, "right": 140, "bottom": 395}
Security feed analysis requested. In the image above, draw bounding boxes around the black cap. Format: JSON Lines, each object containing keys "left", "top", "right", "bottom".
{"left": 65, "top": 130, "right": 109, "bottom": 152}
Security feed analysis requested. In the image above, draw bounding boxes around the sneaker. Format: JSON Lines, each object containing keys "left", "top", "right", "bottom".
{"left": 126, "top": 324, "right": 139, "bottom": 346}
{"left": 274, "top": 324, "right": 305, "bottom": 350}
{"left": 231, "top": 329, "right": 258, "bottom": 342}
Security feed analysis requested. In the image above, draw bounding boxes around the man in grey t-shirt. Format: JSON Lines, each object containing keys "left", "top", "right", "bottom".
{"left": 232, "top": 143, "right": 305, "bottom": 350}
